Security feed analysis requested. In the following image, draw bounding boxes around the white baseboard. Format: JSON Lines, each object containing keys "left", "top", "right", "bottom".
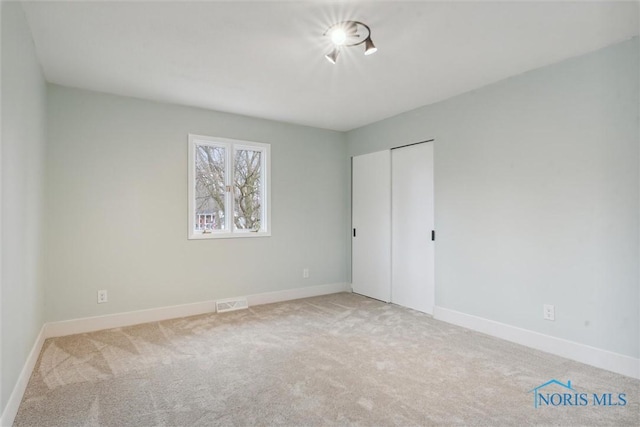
{"left": 0, "top": 326, "right": 46, "bottom": 427}
{"left": 44, "top": 299, "right": 219, "bottom": 338}
{"left": 433, "top": 306, "right": 640, "bottom": 380}
{"left": 44, "top": 282, "right": 350, "bottom": 338}
{"left": 247, "top": 282, "right": 350, "bottom": 306}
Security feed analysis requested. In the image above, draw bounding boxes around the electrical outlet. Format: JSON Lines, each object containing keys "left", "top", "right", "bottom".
{"left": 543, "top": 304, "right": 555, "bottom": 321}
{"left": 303, "top": 268, "right": 309, "bottom": 279}
{"left": 97, "top": 290, "right": 108, "bottom": 304}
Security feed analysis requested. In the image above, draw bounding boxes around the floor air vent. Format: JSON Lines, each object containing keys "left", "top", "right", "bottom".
{"left": 216, "top": 297, "right": 249, "bottom": 313}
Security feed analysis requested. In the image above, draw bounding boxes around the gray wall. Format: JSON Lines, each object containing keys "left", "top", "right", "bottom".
{"left": 347, "top": 38, "right": 639, "bottom": 358}
{"left": 1, "top": 1, "right": 47, "bottom": 413}
{"left": 45, "top": 85, "right": 349, "bottom": 322}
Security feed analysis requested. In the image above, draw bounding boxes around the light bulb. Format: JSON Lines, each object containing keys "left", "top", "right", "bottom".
{"left": 331, "top": 28, "right": 347, "bottom": 46}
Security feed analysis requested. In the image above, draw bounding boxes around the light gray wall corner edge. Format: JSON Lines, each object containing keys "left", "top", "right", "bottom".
{"left": 0, "top": 0, "right": 3, "bottom": 414}
{"left": 1, "top": 0, "right": 48, "bottom": 415}
{"left": 346, "top": 37, "right": 639, "bottom": 359}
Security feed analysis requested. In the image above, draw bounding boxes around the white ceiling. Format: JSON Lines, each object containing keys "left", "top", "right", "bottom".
{"left": 21, "top": 1, "right": 639, "bottom": 131}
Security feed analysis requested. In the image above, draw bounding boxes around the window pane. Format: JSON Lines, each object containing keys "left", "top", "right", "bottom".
{"left": 195, "top": 145, "right": 226, "bottom": 231}
{"left": 234, "top": 149, "right": 262, "bottom": 230}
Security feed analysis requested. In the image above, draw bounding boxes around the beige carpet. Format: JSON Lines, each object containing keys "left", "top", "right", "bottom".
{"left": 14, "top": 293, "right": 639, "bottom": 426}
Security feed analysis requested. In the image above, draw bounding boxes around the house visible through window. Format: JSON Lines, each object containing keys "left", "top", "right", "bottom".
{"left": 188, "top": 134, "right": 270, "bottom": 239}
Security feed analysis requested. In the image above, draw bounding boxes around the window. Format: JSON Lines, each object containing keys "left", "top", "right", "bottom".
{"left": 188, "top": 134, "right": 271, "bottom": 239}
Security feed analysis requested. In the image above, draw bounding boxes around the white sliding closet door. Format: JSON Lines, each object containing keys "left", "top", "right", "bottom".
{"left": 352, "top": 150, "right": 391, "bottom": 302}
{"left": 391, "top": 142, "right": 434, "bottom": 314}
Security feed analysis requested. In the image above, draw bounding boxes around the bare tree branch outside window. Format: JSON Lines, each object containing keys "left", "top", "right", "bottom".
{"left": 233, "top": 149, "right": 262, "bottom": 230}
{"left": 195, "top": 145, "right": 226, "bottom": 230}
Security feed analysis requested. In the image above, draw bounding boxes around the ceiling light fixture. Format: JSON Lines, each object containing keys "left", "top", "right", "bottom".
{"left": 323, "top": 21, "right": 377, "bottom": 64}
{"left": 325, "top": 48, "right": 340, "bottom": 64}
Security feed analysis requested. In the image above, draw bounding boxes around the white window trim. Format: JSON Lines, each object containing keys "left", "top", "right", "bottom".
{"left": 188, "top": 134, "right": 271, "bottom": 240}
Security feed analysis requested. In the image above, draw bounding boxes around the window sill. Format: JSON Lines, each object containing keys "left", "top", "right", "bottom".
{"left": 189, "top": 231, "right": 271, "bottom": 240}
